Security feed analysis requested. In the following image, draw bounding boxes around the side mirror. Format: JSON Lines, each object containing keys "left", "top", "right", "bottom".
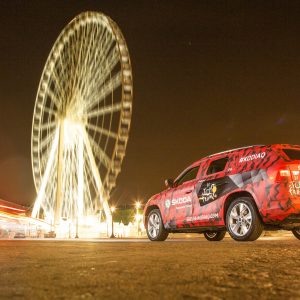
{"left": 165, "top": 178, "right": 174, "bottom": 188}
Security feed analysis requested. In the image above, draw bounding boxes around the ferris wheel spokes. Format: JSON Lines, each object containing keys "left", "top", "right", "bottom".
{"left": 86, "top": 102, "right": 122, "bottom": 119}
{"left": 85, "top": 131, "right": 112, "bottom": 169}
{"left": 84, "top": 72, "right": 122, "bottom": 113}
{"left": 85, "top": 123, "right": 118, "bottom": 140}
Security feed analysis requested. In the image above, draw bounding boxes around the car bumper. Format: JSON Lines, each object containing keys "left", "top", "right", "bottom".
{"left": 261, "top": 195, "right": 300, "bottom": 226}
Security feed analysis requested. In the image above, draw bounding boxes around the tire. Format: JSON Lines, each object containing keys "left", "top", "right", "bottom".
{"left": 292, "top": 228, "right": 300, "bottom": 240}
{"left": 146, "top": 209, "right": 169, "bottom": 241}
{"left": 226, "top": 197, "right": 264, "bottom": 241}
{"left": 204, "top": 231, "right": 226, "bottom": 241}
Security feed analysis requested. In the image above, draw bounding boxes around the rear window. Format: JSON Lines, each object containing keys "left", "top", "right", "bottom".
{"left": 207, "top": 157, "right": 228, "bottom": 175}
{"left": 282, "top": 149, "right": 300, "bottom": 161}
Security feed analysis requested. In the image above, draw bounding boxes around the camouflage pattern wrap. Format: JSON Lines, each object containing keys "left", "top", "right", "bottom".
{"left": 144, "top": 144, "right": 300, "bottom": 231}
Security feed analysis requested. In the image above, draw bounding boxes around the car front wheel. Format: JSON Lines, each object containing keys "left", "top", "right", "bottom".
{"left": 226, "top": 197, "right": 263, "bottom": 241}
{"left": 146, "top": 209, "right": 169, "bottom": 241}
{"left": 203, "top": 231, "right": 226, "bottom": 241}
{"left": 292, "top": 228, "right": 300, "bottom": 240}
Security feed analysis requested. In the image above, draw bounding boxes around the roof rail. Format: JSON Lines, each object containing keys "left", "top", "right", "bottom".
{"left": 208, "top": 145, "right": 265, "bottom": 158}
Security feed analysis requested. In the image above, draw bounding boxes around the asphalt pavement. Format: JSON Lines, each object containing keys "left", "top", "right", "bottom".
{"left": 0, "top": 236, "right": 300, "bottom": 300}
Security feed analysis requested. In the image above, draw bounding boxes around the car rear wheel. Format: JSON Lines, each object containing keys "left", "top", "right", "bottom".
{"left": 203, "top": 231, "right": 226, "bottom": 241}
{"left": 226, "top": 197, "right": 263, "bottom": 241}
{"left": 292, "top": 228, "right": 300, "bottom": 240}
{"left": 146, "top": 209, "right": 169, "bottom": 241}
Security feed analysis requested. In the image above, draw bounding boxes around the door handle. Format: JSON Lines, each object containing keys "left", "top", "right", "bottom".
{"left": 185, "top": 190, "right": 193, "bottom": 194}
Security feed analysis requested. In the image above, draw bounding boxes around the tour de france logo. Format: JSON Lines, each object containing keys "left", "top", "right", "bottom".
{"left": 199, "top": 182, "right": 218, "bottom": 205}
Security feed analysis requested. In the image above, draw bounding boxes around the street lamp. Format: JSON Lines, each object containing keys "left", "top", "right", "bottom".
{"left": 110, "top": 206, "right": 116, "bottom": 238}
{"left": 135, "top": 201, "right": 141, "bottom": 237}
{"left": 135, "top": 201, "right": 141, "bottom": 210}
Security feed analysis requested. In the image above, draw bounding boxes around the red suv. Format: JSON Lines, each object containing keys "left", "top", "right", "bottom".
{"left": 144, "top": 144, "right": 300, "bottom": 241}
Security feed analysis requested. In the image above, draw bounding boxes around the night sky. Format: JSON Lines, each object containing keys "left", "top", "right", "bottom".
{"left": 1, "top": 1, "right": 300, "bottom": 207}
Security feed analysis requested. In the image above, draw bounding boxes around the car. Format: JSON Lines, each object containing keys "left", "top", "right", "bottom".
{"left": 44, "top": 231, "right": 56, "bottom": 238}
{"left": 14, "top": 232, "right": 26, "bottom": 239}
{"left": 143, "top": 144, "right": 300, "bottom": 242}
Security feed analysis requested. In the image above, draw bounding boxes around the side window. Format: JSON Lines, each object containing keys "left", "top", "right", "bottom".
{"left": 207, "top": 157, "right": 228, "bottom": 175}
{"left": 176, "top": 167, "right": 199, "bottom": 186}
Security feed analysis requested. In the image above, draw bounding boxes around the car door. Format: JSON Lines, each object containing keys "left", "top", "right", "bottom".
{"left": 192, "top": 156, "right": 231, "bottom": 226}
{"left": 160, "top": 186, "right": 176, "bottom": 229}
{"left": 166, "top": 166, "right": 199, "bottom": 228}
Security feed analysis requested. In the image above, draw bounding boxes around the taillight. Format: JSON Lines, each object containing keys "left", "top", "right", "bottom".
{"left": 291, "top": 170, "right": 300, "bottom": 181}
{"left": 276, "top": 169, "right": 291, "bottom": 182}
{"left": 276, "top": 166, "right": 300, "bottom": 182}
{"left": 279, "top": 170, "right": 290, "bottom": 177}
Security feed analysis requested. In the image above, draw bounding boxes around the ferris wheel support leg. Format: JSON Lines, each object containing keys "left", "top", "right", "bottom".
{"left": 77, "top": 132, "right": 84, "bottom": 218}
{"left": 54, "top": 120, "right": 64, "bottom": 228}
{"left": 81, "top": 127, "right": 113, "bottom": 236}
{"left": 32, "top": 127, "right": 60, "bottom": 219}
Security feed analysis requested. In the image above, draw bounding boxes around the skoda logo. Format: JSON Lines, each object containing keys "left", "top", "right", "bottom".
{"left": 165, "top": 199, "right": 171, "bottom": 208}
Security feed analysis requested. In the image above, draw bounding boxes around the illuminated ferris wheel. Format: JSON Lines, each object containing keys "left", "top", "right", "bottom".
{"left": 31, "top": 12, "right": 133, "bottom": 229}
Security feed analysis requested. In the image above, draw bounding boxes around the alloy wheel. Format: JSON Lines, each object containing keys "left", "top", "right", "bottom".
{"left": 229, "top": 202, "right": 252, "bottom": 237}
{"left": 148, "top": 213, "right": 161, "bottom": 239}
{"left": 205, "top": 232, "right": 217, "bottom": 239}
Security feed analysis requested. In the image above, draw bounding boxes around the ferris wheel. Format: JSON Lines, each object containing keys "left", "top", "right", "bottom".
{"left": 31, "top": 12, "right": 133, "bottom": 228}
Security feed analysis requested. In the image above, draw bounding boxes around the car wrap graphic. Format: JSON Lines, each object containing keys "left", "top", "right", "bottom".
{"left": 290, "top": 182, "right": 300, "bottom": 197}
{"left": 198, "top": 182, "right": 219, "bottom": 205}
{"left": 197, "top": 177, "right": 237, "bottom": 206}
{"left": 144, "top": 144, "right": 300, "bottom": 231}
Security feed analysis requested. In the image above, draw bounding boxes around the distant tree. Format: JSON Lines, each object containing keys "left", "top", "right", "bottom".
{"left": 113, "top": 208, "right": 135, "bottom": 225}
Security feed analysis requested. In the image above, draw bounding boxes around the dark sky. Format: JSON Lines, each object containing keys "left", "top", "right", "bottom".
{"left": 1, "top": 1, "right": 300, "bottom": 207}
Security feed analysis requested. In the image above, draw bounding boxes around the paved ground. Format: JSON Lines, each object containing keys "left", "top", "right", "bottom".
{"left": 0, "top": 236, "right": 300, "bottom": 300}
